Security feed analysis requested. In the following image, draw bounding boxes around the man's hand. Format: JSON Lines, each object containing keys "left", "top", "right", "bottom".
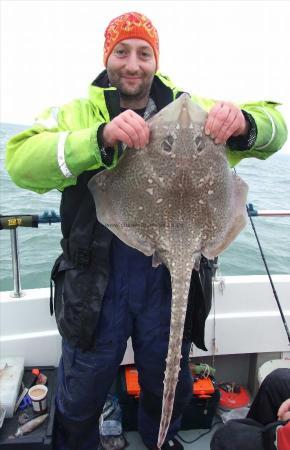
{"left": 205, "top": 101, "right": 249, "bottom": 145}
{"left": 278, "top": 398, "right": 290, "bottom": 421}
{"left": 102, "top": 110, "right": 150, "bottom": 149}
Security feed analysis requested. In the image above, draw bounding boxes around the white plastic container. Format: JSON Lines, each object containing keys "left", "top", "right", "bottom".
{"left": 28, "top": 384, "right": 48, "bottom": 413}
{"left": 258, "top": 359, "right": 290, "bottom": 385}
{"left": 0, "top": 357, "right": 24, "bottom": 418}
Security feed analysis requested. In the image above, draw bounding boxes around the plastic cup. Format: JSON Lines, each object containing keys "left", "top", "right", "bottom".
{"left": 28, "top": 384, "right": 48, "bottom": 413}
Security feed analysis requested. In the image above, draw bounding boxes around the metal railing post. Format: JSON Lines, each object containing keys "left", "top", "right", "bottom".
{"left": 10, "top": 228, "right": 22, "bottom": 297}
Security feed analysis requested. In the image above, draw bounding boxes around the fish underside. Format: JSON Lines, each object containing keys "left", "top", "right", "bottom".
{"left": 88, "top": 94, "right": 248, "bottom": 448}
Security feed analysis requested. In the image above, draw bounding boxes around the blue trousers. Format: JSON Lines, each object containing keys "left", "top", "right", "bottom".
{"left": 55, "top": 238, "right": 192, "bottom": 449}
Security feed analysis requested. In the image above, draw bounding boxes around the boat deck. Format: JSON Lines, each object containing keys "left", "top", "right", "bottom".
{"left": 123, "top": 423, "right": 221, "bottom": 449}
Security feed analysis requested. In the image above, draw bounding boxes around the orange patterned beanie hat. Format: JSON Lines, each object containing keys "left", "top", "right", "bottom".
{"left": 103, "top": 12, "right": 159, "bottom": 67}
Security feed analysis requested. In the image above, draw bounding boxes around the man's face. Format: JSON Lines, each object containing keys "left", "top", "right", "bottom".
{"left": 106, "top": 39, "right": 156, "bottom": 101}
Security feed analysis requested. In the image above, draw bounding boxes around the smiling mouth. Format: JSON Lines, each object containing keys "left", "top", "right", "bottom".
{"left": 122, "top": 76, "right": 142, "bottom": 80}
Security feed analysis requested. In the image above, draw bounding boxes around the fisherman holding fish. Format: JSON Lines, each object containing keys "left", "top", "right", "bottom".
{"left": 6, "top": 11, "right": 287, "bottom": 450}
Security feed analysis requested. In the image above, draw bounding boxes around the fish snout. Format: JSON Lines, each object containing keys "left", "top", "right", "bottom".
{"left": 179, "top": 104, "right": 192, "bottom": 130}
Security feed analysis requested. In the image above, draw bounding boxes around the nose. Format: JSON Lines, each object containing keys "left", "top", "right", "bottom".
{"left": 125, "top": 52, "right": 139, "bottom": 72}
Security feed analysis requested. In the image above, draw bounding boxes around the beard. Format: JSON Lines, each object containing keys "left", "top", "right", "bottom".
{"left": 107, "top": 69, "right": 154, "bottom": 102}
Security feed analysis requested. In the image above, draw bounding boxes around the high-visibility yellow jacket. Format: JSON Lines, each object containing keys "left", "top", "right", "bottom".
{"left": 5, "top": 71, "right": 288, "bottom": 194}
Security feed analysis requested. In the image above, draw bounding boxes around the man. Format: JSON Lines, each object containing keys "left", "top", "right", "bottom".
{"left": 5, "top": 11, "right": 287, "bottom": 450}
{"left": 211, "top": 368, "right": 290, "bottom": 450}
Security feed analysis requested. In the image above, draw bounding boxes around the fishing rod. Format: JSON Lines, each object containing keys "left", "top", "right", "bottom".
{"left": 0, "top": 211, "right": 60, "bottom": 229}
{"left": 246, "top": 204, "right": 290, "bottom": 345}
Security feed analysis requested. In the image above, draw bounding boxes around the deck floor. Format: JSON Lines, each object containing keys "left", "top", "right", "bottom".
{"left": 123, "top": 419, "right": 222, "bottom": 449}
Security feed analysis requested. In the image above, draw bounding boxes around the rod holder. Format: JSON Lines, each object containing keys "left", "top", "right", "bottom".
{"left": 10, "top": 228, "right": 23, "bottom": 298}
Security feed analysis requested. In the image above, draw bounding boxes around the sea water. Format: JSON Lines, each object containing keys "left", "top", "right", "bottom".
{"left": 0, "top": 123, "right": 289, "bottom": 292}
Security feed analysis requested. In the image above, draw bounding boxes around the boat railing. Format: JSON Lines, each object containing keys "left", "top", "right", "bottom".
{"left": 0, "top": 211, "right": 60, "bottom": 298}
{"left": 0, "top": 205, "right": 289, "bottom": 298}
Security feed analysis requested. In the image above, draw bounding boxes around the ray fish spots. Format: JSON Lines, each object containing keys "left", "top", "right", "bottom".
{"left": 88, "top": 94, "right": 248, "bottom": 448}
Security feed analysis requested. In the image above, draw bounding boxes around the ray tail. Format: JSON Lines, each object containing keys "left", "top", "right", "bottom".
{"left": 157, "top": 266, "right": 192, "bottom": 448}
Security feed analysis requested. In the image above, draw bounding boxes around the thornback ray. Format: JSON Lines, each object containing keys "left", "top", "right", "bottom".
{"left": 88, "top": 93, "right": 248, "bottom": 448}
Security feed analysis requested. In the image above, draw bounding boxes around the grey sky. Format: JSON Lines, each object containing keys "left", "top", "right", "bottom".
{"left": 1, "top": 0, "right": 289, "bottom": 152}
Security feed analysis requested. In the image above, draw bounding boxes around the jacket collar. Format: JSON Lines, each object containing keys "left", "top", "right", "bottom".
{"left": 90, "top": 70, "right": 177, "bottom": 119}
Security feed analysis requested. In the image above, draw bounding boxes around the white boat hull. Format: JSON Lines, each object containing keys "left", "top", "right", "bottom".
{"left": 1, "top": 275, "right": 289, "bottom": 367}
